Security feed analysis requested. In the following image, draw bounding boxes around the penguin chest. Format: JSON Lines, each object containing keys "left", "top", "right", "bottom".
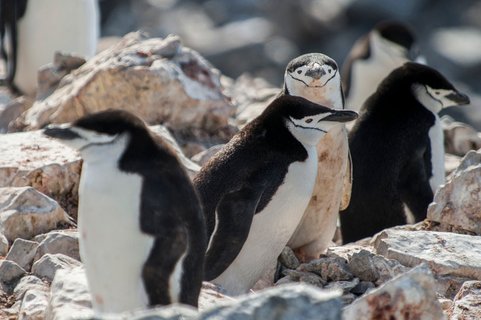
{"left": 213, "top": 146, "right": 318, "bottom": 295}
{"left": 428, "top": 115, "right": 445, "bottom": 192}
{"left": 78, "top": 162, "right": 154, "bottom": 313}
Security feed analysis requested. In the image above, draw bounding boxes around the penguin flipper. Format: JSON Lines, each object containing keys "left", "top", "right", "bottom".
{"left": 339, "top": 143, "right": 353, "bottom": 211}
{"left": 204, "top": 186, "right": 264, "bottom": 281}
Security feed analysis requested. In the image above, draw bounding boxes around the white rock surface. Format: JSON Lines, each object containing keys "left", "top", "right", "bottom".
{"left": 374, "top": 229, "right": 481, "bottom": 280}
{"left": 45, "top": 266, "right": 93, "bottom": 320}
{"left": 0, "top": 233, "right": 8, "bottom": 256}
{"left": 32, "top": 254, "right": 81, "bottom": 282}
{"left": 427, "top": 150, "right": 481, "bottom": 235}
{"left": 16, "top": 32, "right": 234, "bottom": 134}
{"left": 0, "top": 187, "right": 72, "bottom": 242}
{"left": 343, "top": 265, "right": 444, "bottom": 320}
{"left": 448, "top": 280, "right": 481, "bottom": 319}
{"left": 18, "top": 286, "right": 50, "bottom": 320}
{"left": 0, "top": 260, "right": 27, "bottom": 288}
{"left": 14, "top": 276, "right": 48, "bottom": 301}
{"left": 6, "top": 239, "right": 39, "bottom": 271}
{"left": 34, "top": 231, "right": 80, "bottom": 262}
{"left": 442, "top": 116, "right": 481, "bottom": 156}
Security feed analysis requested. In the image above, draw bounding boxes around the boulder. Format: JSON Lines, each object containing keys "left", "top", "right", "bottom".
{"left": 374, "top": 229, "right": 481, "bottom": 280}
{"left": 0, "top": 233, "right": 8, "bottom": 256}
{"left": 448, "top": 281, "right": 481, "bottom": 319}
{"left": 0, "top": 97, "right": 33, "bottom": 133}
{"left": 34, "top": 231, "right": 80, "bottom": 262}
{"left": 278, "top": 246, "right": 300, "bottom": 270}
{"left": 5, "top": 239, "right": 39, "bottom": 271}
{"left": 0, "top": 260, "right": 27, "bottom": 288}
{"left": 298, "top": 256, "right": 353, "bottom": 282}
{"left": 84, "top": 305, "right": 198, "bottom": 320}
{"left": 13, "top": 276, "right": 48, "bottom": 301}
{"left": 442, "top": 115, "right": 481, "bottom": 156}
{"left": 18, "top": 286, "right": 50, "bottom": 320}
{"left": 15, "top": 32, "right": 234, "bottom": 137}
{"left": 427, "top": 150, "right": 481, "bottom": 235}
{"left": 342, "top": 265, "right": 444, "bottom": 320}
{"left": 32, "top": 253, "right": 81, "bottom": 282}
{"left": 0, "top": 187, "right": 73, "bottom": 242}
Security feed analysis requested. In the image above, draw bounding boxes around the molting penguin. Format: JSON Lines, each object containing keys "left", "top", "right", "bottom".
{"left": 0, "top": 0, "right": 99, "bottom": 95}
{"left": 342, "top": 21, "right": 421, "bottom": 112}
{"left": 195, "top": 95, "right": 357, "bottom": 295}
{"left": 281, "top": 53, "right": 351, "bottom": 260}
{"left": 340, "top": 62, "right": 469, "bottom": 243}
{"left": 43, "top": 110, "right": 206, "bottom": 314}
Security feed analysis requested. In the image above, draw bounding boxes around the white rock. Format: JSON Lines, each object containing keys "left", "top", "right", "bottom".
{"left": 0, "top": 187, "right": 73, "bottom": 242}
{"left": 6, "top": 239, "right": 39, "bottom": 271}
{"left": 342, "top": 264, "right": 444, "bottom": 320}
{"left": 427, "top": 150, "right": 481, "bottom": 235}
{"left": 18, "top": 286, "right": 50, "bottom": 320}
{"left": 32, "top": 253, "right": 81, "bottom": 282}
{"left": 45, "top": 266, "right": 93, "bottom": 320}
{"left": 17, "top": 32, "right": 234, "bottom": 135}
{"left": 0, "top": 232, "right": 8, "bottom": 256}
{"left": 448, "top": 281, "right": 481, "bottom": 319}
{"left": 14, "top": 275, "right": 48, "bottom": 301}
{"left": 374, "top": 229, "right": 481, "bottom": 280}
{"left": 34, "top": 231, "right": 80, "bottom": 262}
{"left": 442, "top": 116, "right": 481, "bottom": 156}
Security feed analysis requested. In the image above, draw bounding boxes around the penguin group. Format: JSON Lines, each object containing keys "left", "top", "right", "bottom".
{"left": 19, "top": 14, "right": 470, "bottom": 315}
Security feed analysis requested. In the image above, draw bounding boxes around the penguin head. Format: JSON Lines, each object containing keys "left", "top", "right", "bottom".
{"left": 378, "top": 62, "right": 470, "bottom": 114}
{"left": 284, "top": 53, "right": 344, "bottom": 109}
{"left": 43, "top": 110, "right": 151, "bottom": 162}
{"left": 371, "top": 21, "right": 420, "bottom": 63}
{"left": 260, "top": 95, "right": 358, "bottom": 147}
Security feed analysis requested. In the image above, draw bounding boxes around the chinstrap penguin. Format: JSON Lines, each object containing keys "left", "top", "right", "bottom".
{"left": 195, "top": 95, "right": 357, "bottom": 295}
{"left": 0, "top": 0, "right": 98, "bottom": 95}
{"left": 340, "top": 62, "right": 469, "bottom": 243}
{"left": 342, "top": 21, "right": 421, "bottom": 112}
{"left": 43, "top": 110, "right": 206, "bottom": 314}
{"left": 281, "top": 53, "right": 352, "bottom": 260}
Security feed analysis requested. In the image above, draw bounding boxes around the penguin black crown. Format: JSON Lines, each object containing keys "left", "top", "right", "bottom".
{"left": 341, "top": 62, "right": 470, "bottom": 243}
{"left": 195, "top": 95, "right": 357, "bottom": 295}
{"left": 43, "top": 110, "right": 206, "bottom": 313}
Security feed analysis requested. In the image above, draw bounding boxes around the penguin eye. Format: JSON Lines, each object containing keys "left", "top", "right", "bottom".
{"left": 305, "top": 118, "right": 313, "bottom": 123}
{"left": 297, "top": 70, "right": 302, "bottom": 74}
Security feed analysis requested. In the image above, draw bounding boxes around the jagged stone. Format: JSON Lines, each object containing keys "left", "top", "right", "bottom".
{"left": 0, "top": 260, "right": 27, "bottom": 288}
{"left": 448, "top": 281, "right": 481, "bottom": 319}
{"left": 0, "top": 233, "right": 8, "bottom": 256}
{"left": 34, "top": 231, "right": 80, "bottom": 262}
{"left": 324, "top": 278, "right": 360, "bottom": 294}
{"left": 442, "top": 116, "right": 481, "bottom": 156}
{"left": 5, "top": 239, "right": 39, "bottom": 271}
{"left": 32, "top": 253, "right": 81, "bottom": 282}
{"left": 279, "top": 246, "right": 301, "bottom": 270}
{"left": 17, "top": 286, "right": 50, "bottom": 320}
{"left": 298, "top": 257, "right": 353, "bottom": 282}
{"left": 13, "top": 276, "right": 47, "bottom": 301}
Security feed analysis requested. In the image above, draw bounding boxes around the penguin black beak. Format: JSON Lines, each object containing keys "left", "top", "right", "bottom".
{"left": 305, "top": 67, "right": 326, "bottom": 80}
{"left": 321, "top": 110, "right": 358, "bottom": 123}
{"left": 43, "top": 125, "right": 81, "bottom": 140}
{"left": 446, "top": 92, "right": 470, "bottom": 106}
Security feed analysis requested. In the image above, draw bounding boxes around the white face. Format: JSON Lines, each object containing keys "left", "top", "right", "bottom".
{"left": 285, "top": 63, "right": 343, "bottom": 109}
{"left": 412, "top": 84, "right": 465, "bottom": 114}
{"left": 286, "top": 114, "right": 341, "bottom": 147}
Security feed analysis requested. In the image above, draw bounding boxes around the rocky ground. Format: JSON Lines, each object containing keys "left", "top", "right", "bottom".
{"left": 0, "top": 33, "right": 481, "bottom": 320}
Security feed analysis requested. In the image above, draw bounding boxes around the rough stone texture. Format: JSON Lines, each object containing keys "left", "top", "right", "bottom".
{"left": 16, "top": 32, "right": 234, "bottom": 136}
{"left": 0, "top": 130, "right": 82, "bottom": 217}
{"left": 13, "top": 276, "right": 48, "bottom": 301}
{"left": 427, "top": 150, "right": 481, "bottom": 235}
{"left": 0, "top": 187, "right": 73, "bottom": 242}
{"left": 298, "top": 257, "right": 353, "bottom": 282}
{"left": 32, "top": 253, "right": 81, "bottom": 282}
{"left": 448, "top": 280, "right": 481, "bottom": 319}
{"left": 0, "top": 260, "right": 27, "bottom": 287}
{"left": 34, "top": 231, "right": 80, "bottom": 262}
{"left": 435, "top": 275, "right": 472, "bottom": 300}
{"left": 279, "top": 246, "right": 300, "bottom": 270}
{"left": 0, "top": 233, "right": 8, "bottom": 256}
{"left": 281, "top": 270, "right": 326, "bottom": 288}
{"left": 0, "top": 97, "right": 33, "bottom": 133}
{"left": 84, "top": 305, "right": 198, "bottom": 320}
{"left": 350, "top": 281, "right": 375, "bottom": 296}
{"left": 198, "top": 282, "right": 232, "bottom": 312}
{"left": 324, "top": 278, "right": 360, "bottom": 294}
{"left": 442, "top": 116, "right": 481, "bottom": 156}
{"left": 45, "top": 266, "right": 93, "bottom": 320}
{"left": 342, "top": 265, "right": 445, "bottom": 320}
{"left": 18, "top": 286, "right": 50, "bottom": 320}
{"left": 5, "top": 239, "right": 39, "bottom": 271}
{"left": 374, "top": 229, "right": 481, "bottom": 280}
{"left": 200, "top": 283, "right": 343, "bottom": 320}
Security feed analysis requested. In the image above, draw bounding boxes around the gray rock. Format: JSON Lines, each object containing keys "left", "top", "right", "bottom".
{"left": 198, "top": 282, "right": 231, "bottom": 312}
{"left": 279, "top": 246, "right": 300, "bottom": 270}
{"left": 14, "top": 275, "right": 47, "bottom": 301}
{"left": 448, "top": 281, "right": 481, "bottom": 319}
{"left": 84, "top": 304, "right": 198, "bottom": 320}
{"left": 5, "top": 239, "right": 39, "bottom": 271}
{"left": 374, "top": 229, "right": 481, "bottom": 280}
{"left": 427, "top": 150, "right": 481, "bottom": 235}
{"left": 0, "top": 187, "right": 73, "bottom": 242}
{"left": 0, "top": 97, "right": 33, "bottom": 133}
{"left": 200, "top": 283, "right": 343, "bottom": 320}
{"left": 32, "top": 253, "right": 81, "bottom": 282}
{"left": 435, "top": 275, "right": 472, "bottom": 300}
{"left": 282, "top": 270, "right": 326, "bottom": 288}
{"left": 298, "top": 257, "right": 353, "bottom": 282}
{"left": 18, "top": 286, "right": 50, "bottom": 320}
{"left": 45, "top": 266, "right": 93, "bottom": 320}
{"left": 442, "top": 115, "right": 481, "bottom": 156}
{"left": 324, "top": 278, "right": 360, "bottom": 294}
{"left": 34, "top": 231, "right": 80, "bottom": 262}
{"left": 0, "top": 232, "right": 8, "bottom": 256}
{"left": 350, "top": 281, "right": 376, "bottom": 296}
{"left": 342, "top": 264, "right": 444, "bottom": 320}
{"left": 0, "top": 260, "right": 27, "bottom": 287}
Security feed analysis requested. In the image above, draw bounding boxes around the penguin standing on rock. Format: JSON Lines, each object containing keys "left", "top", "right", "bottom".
{"left": 280, "top": 53, "right": 352, "bottom": 260}
{"left": 342, "top": 21, "right": 421, "bottom": 112}
{"left": 43, "top": 110, "right": 206, "bottom": 313}
{"left": 340, "top": 62, "right": 470, "bottom": 243}
{"left": 0, "top": 0, "right": 99, "bottom": 95}
{"left": 195, "top": 95, "right": 357, "bottom": 295}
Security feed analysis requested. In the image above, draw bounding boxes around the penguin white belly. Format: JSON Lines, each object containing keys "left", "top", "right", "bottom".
{"left": 15, "top": 0, "right": 99, "bottom": 95}
{"left": 428, "top": 115, "right": 445, "bottom": 193}
{"left": 213, "top": 146, "right": 318, "bottom": 295}
{"left": 79, "top": 161, "right": 154, "bottom": 314}
{"left": 287, "top": 125, "right": 348, "bottom": 259}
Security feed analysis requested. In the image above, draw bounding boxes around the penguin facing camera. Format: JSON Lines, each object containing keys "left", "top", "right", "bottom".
{"left": 195, "top": 94, "right": 358, "bottom": 295}
{"left": 340, "top": 62, "right": 470, "bottom": 244}
{"left": 43, "top": 110, "right": 206, "bottom": 313}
